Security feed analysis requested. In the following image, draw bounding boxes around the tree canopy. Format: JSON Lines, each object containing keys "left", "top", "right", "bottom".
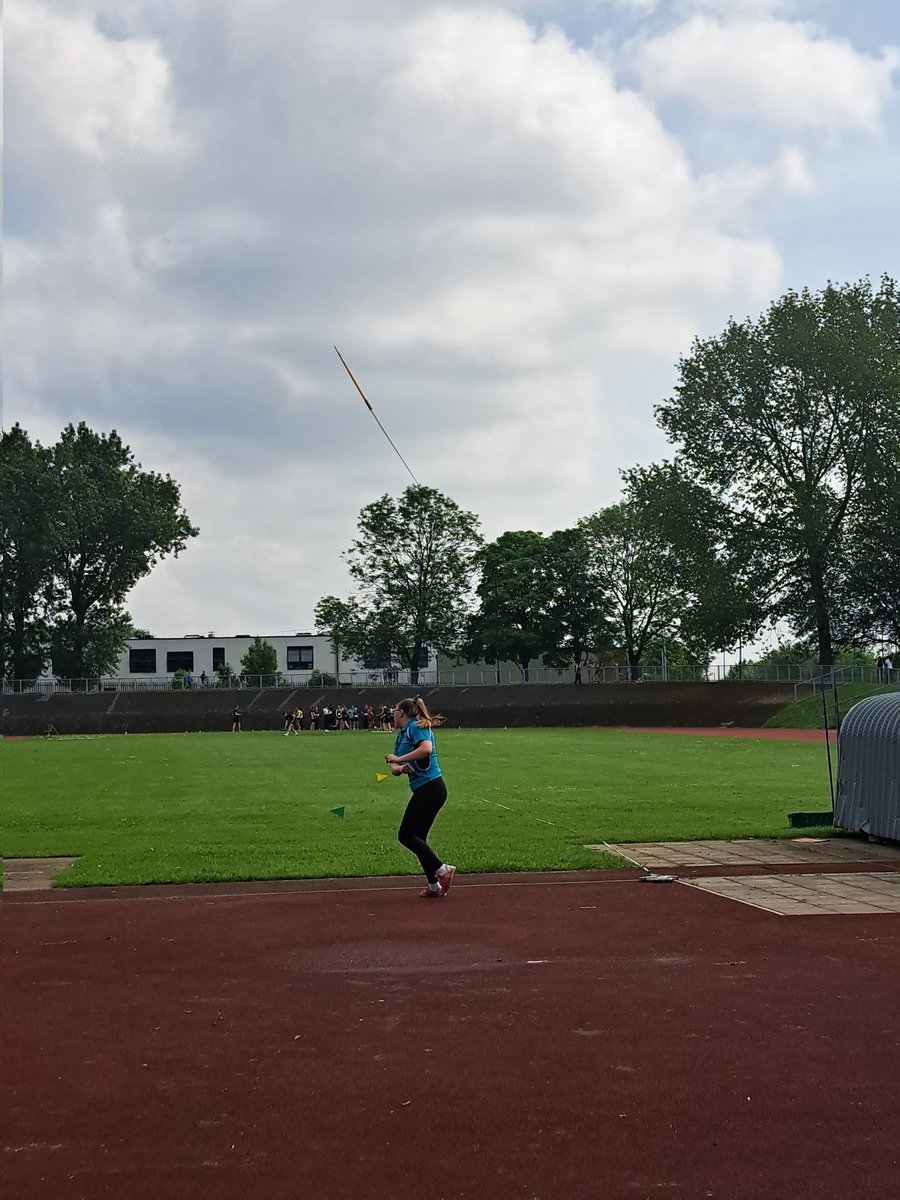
{"left": 315, "top": 485, "right": 482, "bottom": 682}
{"left": 0, "top": 422, "right": 198, "bottom": 681}
{"left": 655, "top": 276, "right": 900, "bottom": 664}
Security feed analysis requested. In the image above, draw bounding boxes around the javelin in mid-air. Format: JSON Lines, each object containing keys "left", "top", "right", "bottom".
{"left": 333, "top": 345, "right": 420, "bottom": 486}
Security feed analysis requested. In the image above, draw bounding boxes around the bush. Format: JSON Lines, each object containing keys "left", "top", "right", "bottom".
{"left": 308, "top": 670, "right": 338, "bottom": 687}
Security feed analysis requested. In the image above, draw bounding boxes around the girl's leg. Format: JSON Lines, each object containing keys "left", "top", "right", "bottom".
{"left": 397, "top": 778, "right": 448, "bottom": 884}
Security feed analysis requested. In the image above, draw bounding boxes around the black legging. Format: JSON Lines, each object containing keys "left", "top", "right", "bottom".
{"left": 397, "top": 777, "right": 447, "bottom": 883}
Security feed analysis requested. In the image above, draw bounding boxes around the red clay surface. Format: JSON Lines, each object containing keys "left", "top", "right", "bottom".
{"left": 618, "top": 725, "right": 835, "bottom": 742}
{"left": 3, "top": 875, "right": 898, "bottom": 1200}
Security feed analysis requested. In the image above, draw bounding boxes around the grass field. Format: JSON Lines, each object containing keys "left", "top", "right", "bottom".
{"left": 765, "top": 683, "right": 897, "bottom": 729}
{"left": 1, "top": 728, "right": 835, "bottom": 887}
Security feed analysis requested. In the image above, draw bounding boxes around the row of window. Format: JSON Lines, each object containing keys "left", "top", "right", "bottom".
{"left": 126, "top": 644, "right": 429, "bottom": 676}
{"left": 128, "top": 647, "right": 316, "bottom": 674}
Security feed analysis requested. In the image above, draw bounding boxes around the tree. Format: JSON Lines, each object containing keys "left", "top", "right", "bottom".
{"left": 840, "top": 479, "right": 900, "bottom": 648}
{"left": 0, "top": 425, "right": 54, "bottom": 681}
{"left": 215, "top": 661, "right": 236, "bottom": 688}
{"left": 579, "top": 502, "right": 685, "bottom": 678}
{"left": 46, "top": 423, "right": 198, "bottom": 678}
{"left": 240, "top": 636, "right": 280, "bottom": 685}
{"left": 540, "top": 527, "right": 612, "bottom": 670}
{"left": 623, "top": 462, "right": 770, "bottom": 664}
{"left": 656, "top": 276, "right": 900, "bottom": 665}
{"left": 315, "top": 485, "right": 482, "bottom": 684}
{"left": 465, "top": 531, "right": 550, "bottom": 681}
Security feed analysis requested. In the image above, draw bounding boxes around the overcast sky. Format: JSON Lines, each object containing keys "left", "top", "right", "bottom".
{"left": 6, "top": 0, "right": 899, "bottom": 637}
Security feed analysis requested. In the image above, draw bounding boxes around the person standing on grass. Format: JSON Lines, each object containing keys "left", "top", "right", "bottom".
{"left": 282, "top": 710, "right": 293, "bottom": 736}
{"left": 231, "top": 706, "right": 243, "bottom": 732}
{"left": 385, "top": 697, "right": 455, "bottom": 899}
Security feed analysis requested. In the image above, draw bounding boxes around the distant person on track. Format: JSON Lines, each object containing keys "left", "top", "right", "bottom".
{"left": 231, "top": 706, "right": 243, "bottom": 733}
{"left": 385, "top": 697, "right": 455, "bottom": 899}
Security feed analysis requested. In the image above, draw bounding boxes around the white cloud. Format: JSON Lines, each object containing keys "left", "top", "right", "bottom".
{"left": 7, "top": 0, "right": 889, "bottom": 634}
{"left": 5, "top": 0, "right": 185, "bottom": 160}
{"left": 637, "top": 15, "right": 898, "bottom": 130}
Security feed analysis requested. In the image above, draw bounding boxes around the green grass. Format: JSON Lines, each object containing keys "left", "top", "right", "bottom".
{"left": 765, "top": 683, "right": 896, "bottom": 729}
{"left": 0, "top": 729, "right": 834, "bottom": 887}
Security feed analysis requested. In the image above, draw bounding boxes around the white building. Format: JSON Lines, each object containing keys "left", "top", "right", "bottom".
{"left": 110, "top": 633, "right": 436, "bottom": 686}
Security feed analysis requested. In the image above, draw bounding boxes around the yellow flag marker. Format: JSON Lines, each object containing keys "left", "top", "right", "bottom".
{"left": 375, "top": 772, "right": 389, "bottom": 783}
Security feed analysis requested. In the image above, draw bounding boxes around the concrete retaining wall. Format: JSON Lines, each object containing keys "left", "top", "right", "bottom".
{"left": 0, "top": 682, "right": 795, "bottom": 737}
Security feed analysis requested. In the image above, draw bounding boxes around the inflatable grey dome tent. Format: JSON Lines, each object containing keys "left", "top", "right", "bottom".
{"left": 834, "top": 692, "right": 900, "bottom": 841}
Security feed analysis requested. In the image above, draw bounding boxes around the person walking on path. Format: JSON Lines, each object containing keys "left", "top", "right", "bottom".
{"left": 385, "top": 697, "right": 455, "bottom": 899}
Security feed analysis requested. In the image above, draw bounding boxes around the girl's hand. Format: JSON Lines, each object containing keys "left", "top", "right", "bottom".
{"left": 385, "top": 754, "right": 401, "bottom": 765}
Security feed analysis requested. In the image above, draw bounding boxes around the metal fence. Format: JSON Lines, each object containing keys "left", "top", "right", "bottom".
{"left": 5, "top": 661, "right": 897, "bottom": 695}
{"left": 792, "top": 665, "right": 900, "bottom": 703}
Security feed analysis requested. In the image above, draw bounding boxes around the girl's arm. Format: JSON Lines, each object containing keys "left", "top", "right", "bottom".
{"left": 386, "top": 739, "right": 433, "bottom": 766}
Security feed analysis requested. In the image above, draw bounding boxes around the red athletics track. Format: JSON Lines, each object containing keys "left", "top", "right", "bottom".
{"left": 616, "top": 726, "right": 836, "bottom": 742}
{"left": 3, "top": 874, "right": 898, "bottom": 1200}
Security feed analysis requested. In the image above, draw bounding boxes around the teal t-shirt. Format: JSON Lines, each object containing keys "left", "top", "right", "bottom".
{"left": 394, "top": 720, "right": 442, "bottom": 791}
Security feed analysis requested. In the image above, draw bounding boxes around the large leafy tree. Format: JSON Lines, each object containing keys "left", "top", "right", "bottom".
{"left": 623, "top": 462, "right": 770, "bottom": 662}
{"left": 540, "top": 527, "right": 611, "bottom": 669}
{"left": 47, "top": 423, "right": 198, "bottom": 679}
{"left": 315, "top": 485, "right": 482, "bottom": 683}
{"left": 656, "top": 276, "right": 900, "bottom": 665}
{"left": 0, "top": 425, "right": 54, "bottom": 680}
{"left": 465, "top": 531, "right": 550, "bottom": 681}
{"left": 841, "top": 480, "right": 900, "bottom": 648}
{"left": 579, "top": 502, "right": 685, "bottom": 677}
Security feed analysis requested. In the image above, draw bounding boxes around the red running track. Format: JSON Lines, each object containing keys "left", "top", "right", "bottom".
{"left": 617, "top": 726, "right": 836, "bottom": 742}
{"left": 3, "top": 874, "right": 898, "bottom": 1200}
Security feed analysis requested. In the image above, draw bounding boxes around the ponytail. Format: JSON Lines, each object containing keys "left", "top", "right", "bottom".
{"left": 396, "top": 696, "right": 445, "bottom": 729}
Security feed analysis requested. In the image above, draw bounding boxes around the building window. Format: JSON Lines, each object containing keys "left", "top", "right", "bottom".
{"left": 212, "top": 647, "right": 225, "bottom": 670}
{"left": 166, "top": 651, "right": 194, "bottom": 674}
{"left": 129, "top": 648, "right": 157, "bottom": 674}
{"left": 287, "top": 645, "right": 314, "bottom": 671}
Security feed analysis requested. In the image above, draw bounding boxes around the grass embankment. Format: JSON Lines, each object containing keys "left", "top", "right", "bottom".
{"left": 765, "top": 684, "right": 896, "bottom": 730}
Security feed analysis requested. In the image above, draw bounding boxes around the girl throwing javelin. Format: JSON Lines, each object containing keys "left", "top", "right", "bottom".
{"left": 385, "top": 697, "right": 456, "bottom": 898}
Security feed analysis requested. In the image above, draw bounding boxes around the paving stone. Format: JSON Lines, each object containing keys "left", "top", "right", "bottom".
{"left": 2, "top": 857, "right": 78, "bottom": 892}
{"left": 683, "top": 872, "right": 900, "bottom": 916}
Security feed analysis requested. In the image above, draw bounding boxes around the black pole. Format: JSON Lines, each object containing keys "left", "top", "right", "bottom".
{"left": 830, "top": 665, "right": 842, "bottom": 739}
{"left": 820, "top": 675, "right": 835, "bottom": 811}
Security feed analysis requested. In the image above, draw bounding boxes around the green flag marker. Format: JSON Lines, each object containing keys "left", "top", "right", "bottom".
{"left": 329, "top": 806, "right": 346, "bottom": 819}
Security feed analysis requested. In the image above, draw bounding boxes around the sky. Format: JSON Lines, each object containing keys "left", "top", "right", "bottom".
{"left": 5, "top": 0, "right": 900, "bottom": 637}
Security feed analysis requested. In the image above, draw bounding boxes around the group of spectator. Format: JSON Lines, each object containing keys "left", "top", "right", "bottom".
{"left": 280, "top": 703, "right": 397, "bottom": 733}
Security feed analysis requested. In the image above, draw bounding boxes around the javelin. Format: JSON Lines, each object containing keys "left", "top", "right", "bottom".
{"left": 333, "top": 346, "right": 420, "bottom": 486}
